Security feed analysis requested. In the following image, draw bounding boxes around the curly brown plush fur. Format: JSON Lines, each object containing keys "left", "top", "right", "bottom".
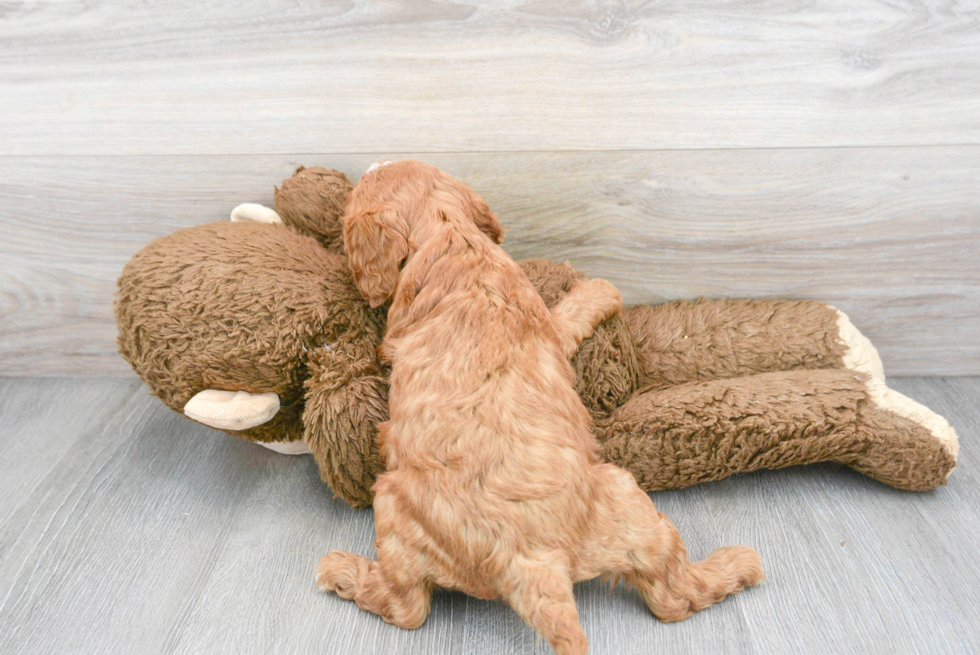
{"left": 115, "top": 166, "right": 959, "bottom": 508}
{"left": 273, "top": 165, "right": 351, "bottom": 255}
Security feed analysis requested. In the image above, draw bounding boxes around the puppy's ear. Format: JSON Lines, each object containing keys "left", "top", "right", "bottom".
{"left": 343, "top": 208, "right": 410, "bottom": 308}
{"left": 466, "top": 190, "right": 505, "bottom": 245}
{"left": 442, "top": 176, "right": 505, "bottom": 244}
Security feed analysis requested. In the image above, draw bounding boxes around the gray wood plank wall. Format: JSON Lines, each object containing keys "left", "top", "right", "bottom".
{"left": 1, "top": 1, "right": 978, "bottom": 376}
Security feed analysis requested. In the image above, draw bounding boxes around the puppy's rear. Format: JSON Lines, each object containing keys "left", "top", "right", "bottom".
{"left": 317, "top": 160, "right": 763, "bottom": 655}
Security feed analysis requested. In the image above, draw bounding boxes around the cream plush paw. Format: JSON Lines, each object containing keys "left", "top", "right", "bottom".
{"left": 835, "top": 308, "right": 885, "bottom": 382}
{"left": 254, "top": 439, "right": 312, "bottom": 455}
{"left": 184, "top": 389, "right": 280, "bottom": 431}
{"left": 230, "top": 203, "right": 283, "bottom": 224}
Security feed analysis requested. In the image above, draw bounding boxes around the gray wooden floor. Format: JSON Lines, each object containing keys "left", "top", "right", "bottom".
{"left": 1, "top": 377, "right": 977, "bottom": 654}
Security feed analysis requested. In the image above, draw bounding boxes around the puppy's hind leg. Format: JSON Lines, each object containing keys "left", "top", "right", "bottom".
{"left": 634, "top": 532, "right": 764, "bottom": 622}
{"left": 501, "top": 554, "right": 588, "bottom": 655}
{"left": 316, "top": 547, "right": 432, "bottom": 629}
{"left": 588, "top": 465, "right": 764, "bottom": 622}
{"left": 316, "top": 478, "right": 433, "bottom": 628}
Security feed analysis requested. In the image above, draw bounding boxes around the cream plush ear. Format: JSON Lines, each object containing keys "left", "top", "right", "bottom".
{"left": 230, "top": 203, "right": 283, "bottom": 224}
{"left": 343, "top": 208, "right": 410, "bottom": 308}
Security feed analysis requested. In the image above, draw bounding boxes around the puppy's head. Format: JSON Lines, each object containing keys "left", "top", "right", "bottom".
{"left": 343, "top": 160, "right": 504, "bottom": 307}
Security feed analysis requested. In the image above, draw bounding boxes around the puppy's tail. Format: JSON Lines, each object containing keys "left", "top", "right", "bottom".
{"left": 503, "top": 555, "right": 589, "bottom": 655}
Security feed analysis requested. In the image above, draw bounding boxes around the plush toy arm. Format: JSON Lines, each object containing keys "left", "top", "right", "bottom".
{"left": 622, "top": 298, "right": 882, "bottom": 390}
{"left": 551, "top": 279, "right": 623, "bottom": 359}
{"left": 302, "top": 338, "right": 388, "bottom": 508}
{"left": 597, "top": 368, "right": 957, "bottom": 492}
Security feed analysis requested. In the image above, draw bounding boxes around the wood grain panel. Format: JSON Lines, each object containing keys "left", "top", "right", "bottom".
{"left": 1, "top": 377, "right": 978, "bottom": 653}
{"left": 1, "top": 147, "right": 977, "bottom": 376}
{"left": 1, "top": 1, "right": 978, "bottom": 155}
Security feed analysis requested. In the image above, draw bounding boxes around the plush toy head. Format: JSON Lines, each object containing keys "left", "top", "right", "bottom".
{"left": 115, "top": 169, "right": 385, "bottom": 451}
{"left": 274, "top": 166, "right": 352, "bottom": 255}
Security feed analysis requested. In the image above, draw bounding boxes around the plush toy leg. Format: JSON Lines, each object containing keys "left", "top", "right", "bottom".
{"left": 184, "top": 389, "right": 281, "bottom": 431}
{"left": 302, "top": 341, "right": 389, "bottom": 508}
{"left": 622, "top": 299, "right": 874, "bottom": 388}
{"left": 230, "top": 203, "right": 283, "bottom": 224}
{"left": 598, "top": 369, "right": 957, "bottom": 492}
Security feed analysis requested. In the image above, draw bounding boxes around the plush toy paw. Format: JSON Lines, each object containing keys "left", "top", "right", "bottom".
{"left": 183, "top": 389, "right": 280, "bottom": 431}
{"left": 253, "top": 439, "right": 312, "bottom": 455}
{"left": 835, "top": 308, "right": 885, "bottom": 382}
{"left": 866, "top": 379, "right": 959, "bottom": 462}
{"left": 230, "top": 203, "right": 283, "bottom": 224}
{"left": 834, "top": 307, "right": 958, "bottom": 473}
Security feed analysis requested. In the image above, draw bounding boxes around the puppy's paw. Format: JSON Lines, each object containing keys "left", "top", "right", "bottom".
{"left": 571, "top": 278, "right": 623, "bottom": 323}
{"left": 713, "top": 545, "right": 766, "bottom": 590}
{"left": 316, "top": 551, "right": 365, "bottom": 599}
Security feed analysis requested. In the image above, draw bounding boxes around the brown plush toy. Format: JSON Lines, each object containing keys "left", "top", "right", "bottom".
{"left": 116, "top": 166, "right": 959, "bottom": 509}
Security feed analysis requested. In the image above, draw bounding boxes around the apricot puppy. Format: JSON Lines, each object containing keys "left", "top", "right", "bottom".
{"left": 316, "top": 160, "right": 764, "bottom": 654}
